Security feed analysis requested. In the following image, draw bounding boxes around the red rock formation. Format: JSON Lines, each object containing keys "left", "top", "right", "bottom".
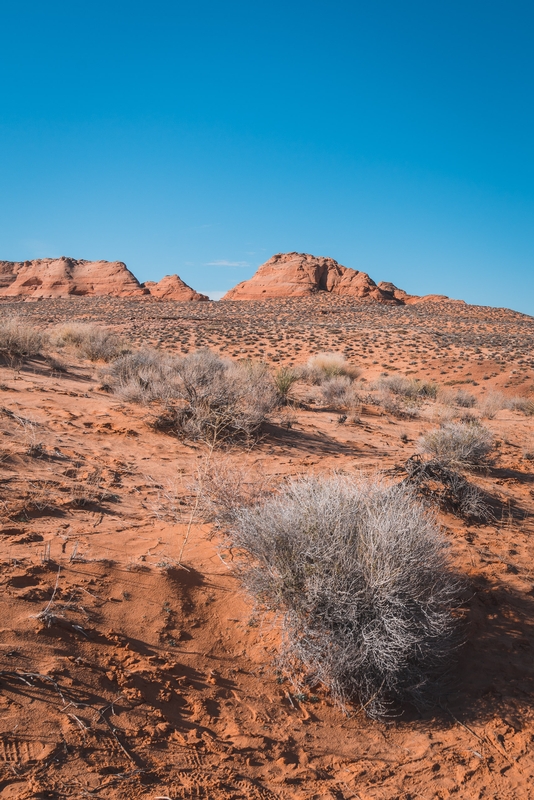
{"left": 143, "top": 275, "right": 209, "bottom": 301}
{"left": 222, "top": 252, "right": 453, "bottom": 304}
{"left": 0, "top": 257, "right": 147, "bottom": 298}
{"left": 0, "top": 258, "right": 209, "bottom": 301}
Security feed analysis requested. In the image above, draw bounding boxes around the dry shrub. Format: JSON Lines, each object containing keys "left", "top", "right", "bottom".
{"left": 197, "top": 455, "right": 274, "bottom": 527}
{"left": 319, "top": 376, "right": 362, "bottom": 416}
{"left": 509, "top": 396, "right": 534, "bottom": 417}
{"left": 405, "top": 455, "right": 490, "bottom": 521}
{"left": 0, "top": 318, "right": 44, "bottom": 365}
{"left": 51, "top": 322, "right": 123, "bottom": 362}
{"left": 375, "top": 388, "right": 419, "bottom": 419}
{"left": 101, "top": 349, "right": 277, "bottom": 444}
{"left": 227, "top": 474, "right": 462, "bottom": 717}
{"left": 439, "top": 388, "right": 476, "bottom": 408}
{"left": 303, "top": 352, "right": 360, "bottom": 384}
{"left": 320, "top": 375, "right": 351, "bottom": 405}
{"left": 418, "top": 422, "right": 493, "bottom": 470}
{"left": 452, "top": 389, "right": 476, "bottom": 408}
{"left": 378, "top": 375, "right": 438, "bottom": 400}
{"left": 479, "top": 391, "right": 506, "bottom": 420}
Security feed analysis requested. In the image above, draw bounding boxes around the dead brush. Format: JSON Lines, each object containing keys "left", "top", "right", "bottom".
{"left": 479, "top": 391, "right": 506, "bottom": 420}
{"left": 509, "top": 396, "right": 534, "bottom": 417}
{"left": 378, "top": 375, "right": 438, "bottom": 401}
{"left": 69, "top": 467, "right": 114, "bottom": 507}
{"left": 196, "top": 454, "right": 274, "bottom": 529}
{"left": 403, "top": 455, "right": 491, "bottom": 521}
{"left": 17, "top": 480, "right": 58, "bottom": 516}
{"left": 220, "top": 474, "right": 463, "bottom": 717}
{"left": 0, "top": 317, "right": 44, "bottom": 368}
{"left": 16, "top": 417, "right": 46, "bottom": 458}
{"left": 50, "top": 322, "right": 123, "bottom": 362}
{"left": 374, "top": 388, "right": 420, "bottom": 419}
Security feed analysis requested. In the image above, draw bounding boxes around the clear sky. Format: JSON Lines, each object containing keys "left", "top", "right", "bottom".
{"left": 1, "top": 1, "right": 533, "bottom": 314}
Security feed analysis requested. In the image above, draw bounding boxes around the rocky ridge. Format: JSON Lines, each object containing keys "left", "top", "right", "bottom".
{"left": 0, "top": 257, "right": 207, "bottom": 301}
{"left": 222, "top": 252, "right": 454, "bottom": 303}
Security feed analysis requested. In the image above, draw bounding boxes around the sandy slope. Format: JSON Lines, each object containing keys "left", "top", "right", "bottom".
{"left": 0, "top": 297, "right": 533, "bottom": 799}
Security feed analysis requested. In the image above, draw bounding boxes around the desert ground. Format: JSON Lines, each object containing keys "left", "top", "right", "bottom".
{"left": 0, "top": 295, "right": 533, "bottom": 799}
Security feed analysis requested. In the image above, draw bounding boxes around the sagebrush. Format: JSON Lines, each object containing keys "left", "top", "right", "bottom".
{"left": 101, "top": 348, "right": 277, "bottom": 443}
{"left": 226, "top": 474, "right": 462, "bottom": 716}
{"left": 418, "top": 422, "right": 493, "bottom": 470}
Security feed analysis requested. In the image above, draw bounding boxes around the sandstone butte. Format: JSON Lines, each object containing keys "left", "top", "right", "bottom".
{"left": 0, "top": 257, "right": 208, "bottom": 301}
{"left": 222, "top": 252, "right": 455, "bottom": 304}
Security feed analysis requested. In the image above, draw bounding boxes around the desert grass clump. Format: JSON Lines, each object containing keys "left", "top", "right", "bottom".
{"left": 418, "top": 422, "right": 493, "bottom": 470}
{"left": 228, "top": 474, "right": 462, "bottom": 717}
{"left": 0, "top": 317, "right": 44, "bottom": 365}
{"left": 51, "top": 322, "right": 123, "bottom": 362}
{"left": 273, "top": 366, "right": 299, "bottom": 404}
{"left": 303, "top": 352, "right": 360, "bottom": 384}
{"left": 102, "top": 348, "right": 277, "bottom": 444}
{"left": 479, "top": 391, "right": 506, "bottom": 420}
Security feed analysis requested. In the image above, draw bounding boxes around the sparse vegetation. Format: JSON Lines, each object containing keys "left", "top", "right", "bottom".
{"left": 225, "top": 474, "right": 462, "bottom": 717}
{"left": 510, "top": 396, "right": 534, "bottom": 416}
{"left": 479, "top": 391, "right": 506, "bottom": 419}
{"left": 379, "top": 375, "right": 438, "bottom": 400}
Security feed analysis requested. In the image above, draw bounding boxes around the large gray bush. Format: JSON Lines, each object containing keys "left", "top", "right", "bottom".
{"left": 228, "top": 474, "right": 462, "bottom": 716}
{"left": 101, "top": 348, "right": 277, "bottom": 443}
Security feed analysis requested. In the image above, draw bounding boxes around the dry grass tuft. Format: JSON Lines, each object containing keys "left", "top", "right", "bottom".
{"left": 303, "top": 352, "right": 360, "bottom": 383}
{"left": 0, "top": 317, "right": 44, "bottom": 365}
{"left": 50, "top": 322, "right": 123, "bottom": 362}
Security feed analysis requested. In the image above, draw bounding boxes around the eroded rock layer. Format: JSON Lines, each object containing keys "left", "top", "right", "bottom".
{"left": 0, "top": 258, "right": 208, "bottom": 301}
{"left": 222, "top": 252, "right": 453, "bottom": 304}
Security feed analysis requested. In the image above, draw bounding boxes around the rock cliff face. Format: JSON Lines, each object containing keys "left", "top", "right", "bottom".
{"left": 222, "top": 252, "right": 452, "bottom": 304}
{"left": 142, "top": 275, "right": 208, "bottom": 301}
{"left": 0, "top": 258, "right": 208, "bottom": 301}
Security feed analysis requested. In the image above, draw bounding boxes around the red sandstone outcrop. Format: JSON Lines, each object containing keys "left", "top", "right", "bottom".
{"left": 222, "top": 252, "right": 453, "bottom": 304}
{"left": 0, "top": 257, "right": 209, "bottom": 301}
{"left": 142, "top": 275, "right": 208, "bottom": 301}
{"left": 0, "top": 258, "right": 148, "bottom": 298}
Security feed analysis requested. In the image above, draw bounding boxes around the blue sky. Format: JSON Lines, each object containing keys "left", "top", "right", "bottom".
{"left": 0, "top": 1, "right": 533, "bottom": 313}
